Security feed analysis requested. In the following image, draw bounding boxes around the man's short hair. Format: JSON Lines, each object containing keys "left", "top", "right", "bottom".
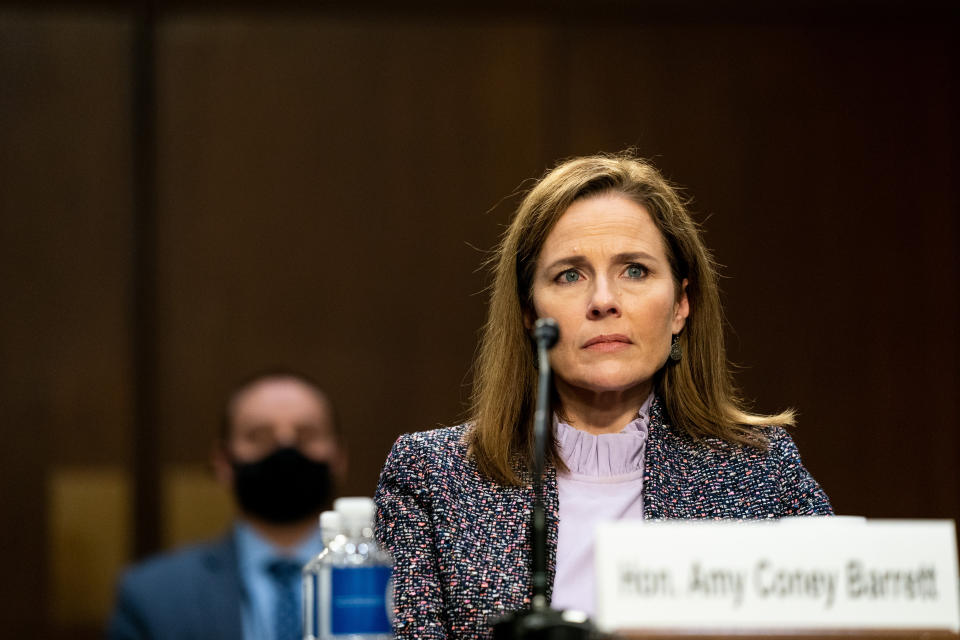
{"left": 219, "top": 368, "right": 339, "bottom": 444}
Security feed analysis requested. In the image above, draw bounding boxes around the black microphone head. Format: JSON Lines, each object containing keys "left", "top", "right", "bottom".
{"left": 533, "top": 318, "right": 559, "bottom": 349}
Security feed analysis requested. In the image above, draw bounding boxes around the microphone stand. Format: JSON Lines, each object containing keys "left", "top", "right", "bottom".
{"left": 491, "top": 318, "right": 599, "bottom": 640}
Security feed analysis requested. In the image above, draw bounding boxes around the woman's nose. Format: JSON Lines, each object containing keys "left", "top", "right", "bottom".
{"left": 588, "top": 278, "right": 621, "bottom": 318}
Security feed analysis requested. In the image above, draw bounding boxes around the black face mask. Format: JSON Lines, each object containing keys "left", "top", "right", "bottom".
{"left": 231, "top": 447, "right": 333, "bottom": 524}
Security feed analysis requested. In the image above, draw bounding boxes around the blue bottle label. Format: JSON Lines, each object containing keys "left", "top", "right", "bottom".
{"left": 330, "top": 566, "right": 393, "bottom": 635}
{"left": 305, "top": 572, "right": 318, "bottom": 637}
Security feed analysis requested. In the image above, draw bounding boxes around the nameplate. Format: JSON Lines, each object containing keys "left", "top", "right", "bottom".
{"left": 594, "top": 518, "right": 959, "bottom": 633}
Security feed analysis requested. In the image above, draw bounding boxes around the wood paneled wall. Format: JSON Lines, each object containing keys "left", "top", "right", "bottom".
{"left": 0, "top": 4, "right": 956, "bottom": 636}
{"left": 0, "top": 11, "right": 133, "bottom": 637}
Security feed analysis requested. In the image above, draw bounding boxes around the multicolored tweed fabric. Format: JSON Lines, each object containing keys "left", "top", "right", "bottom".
{"left": 374, "top": 396, "right": 832, "bottom": 640}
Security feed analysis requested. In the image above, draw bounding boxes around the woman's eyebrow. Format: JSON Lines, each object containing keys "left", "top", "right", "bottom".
{"left": 542, "top": 251, "right": 659, "bottom": 274}
{"left": 541, "top": 255, "right": 589, "bottom": 273}
{"left": 613, "top": 251, "right": 659, "bottom": 263}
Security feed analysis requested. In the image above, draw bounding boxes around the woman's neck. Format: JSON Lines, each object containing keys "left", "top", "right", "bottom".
{"left": 555, "top": 380, "right": 652, "bottom": 435}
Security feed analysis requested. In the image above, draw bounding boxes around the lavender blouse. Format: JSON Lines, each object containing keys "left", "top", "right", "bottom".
{"left": 550, "top": 393, "right": 653, "bottom": 615}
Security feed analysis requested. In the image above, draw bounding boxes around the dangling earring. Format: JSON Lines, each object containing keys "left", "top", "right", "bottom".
{"left": 670, "top": 334, "right": 682, "bottom": 362}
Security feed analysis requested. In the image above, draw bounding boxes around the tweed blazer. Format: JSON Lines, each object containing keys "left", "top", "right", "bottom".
{"left": 374, "top": 397, "right": 832, "bottom": 640}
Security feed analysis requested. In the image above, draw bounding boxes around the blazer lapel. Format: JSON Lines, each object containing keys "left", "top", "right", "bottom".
{"left": 643, "top": 397, "right": 742, "bottom": 520}
{"left": 544, "top": 464, "right": 559, "bottom": 602}
{"left": 642, "top": 396, "right": 684, "bottom": 520}
{"left": 499, "top": 463, "right": 559, "bottom": 608}
{"left": 199, "top": 534, "right": 244, "bottom": 640}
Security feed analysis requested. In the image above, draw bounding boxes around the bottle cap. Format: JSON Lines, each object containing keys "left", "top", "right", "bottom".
{"left": 333, "top": 497, "right": 376, "bottom": 528}
{"left": 319, "top": 510, "right": 342, "bottom": 533}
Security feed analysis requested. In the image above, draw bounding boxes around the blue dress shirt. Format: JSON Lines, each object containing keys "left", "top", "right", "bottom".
{"left": 234, "top": 521, "right": 324, "bottom": 640}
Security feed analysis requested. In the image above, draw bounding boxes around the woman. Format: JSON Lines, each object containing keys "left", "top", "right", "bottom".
{"left": 375, "top": 153, "right": 831, "bottom": 640}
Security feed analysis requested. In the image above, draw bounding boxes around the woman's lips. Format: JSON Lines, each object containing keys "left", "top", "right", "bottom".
{"left": 582, "top": 334, "right": 632, "bottom": 352}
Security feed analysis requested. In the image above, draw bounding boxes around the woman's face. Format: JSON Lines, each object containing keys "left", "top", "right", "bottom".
{"left": 529, "top": 192, "right": 689, "bottom": 396}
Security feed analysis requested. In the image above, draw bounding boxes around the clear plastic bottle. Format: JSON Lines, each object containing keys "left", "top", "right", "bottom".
{"left": 303, "top": 510, "right": 343, "bottom": 640}
{"left": 304, "top": 498, "right": 393, "bottom": 640}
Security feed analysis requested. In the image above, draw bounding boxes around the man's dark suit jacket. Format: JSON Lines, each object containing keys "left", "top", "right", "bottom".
{"left": 107, "top": 533, "right": 244, "bottom": 640}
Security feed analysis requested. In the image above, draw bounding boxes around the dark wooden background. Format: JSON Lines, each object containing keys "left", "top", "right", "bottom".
{"left": 1, "top": 2, "right": 956, "bottom": 637}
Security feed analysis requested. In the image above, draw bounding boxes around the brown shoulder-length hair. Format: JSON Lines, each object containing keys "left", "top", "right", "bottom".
{"left": 466, "top": 152, "right": 795, "bottom": 486}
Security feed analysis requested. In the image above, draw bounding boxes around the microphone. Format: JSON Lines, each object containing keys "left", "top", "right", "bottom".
{"left": 491, "top": 318, "right": 597, "bottom": 640}
{"left": 531, "top": 318, "right": 557, "bottom": 608}
{"left": 533, "top": 317, "right": 559, "bottom": 350}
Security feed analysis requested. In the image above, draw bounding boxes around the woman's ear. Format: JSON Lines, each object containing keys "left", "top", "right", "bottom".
{"left": 522, "top": 307, "right": 536, "bottom": 331}
{"left": 673, "top": 278, "right": 690, "bottom": 333}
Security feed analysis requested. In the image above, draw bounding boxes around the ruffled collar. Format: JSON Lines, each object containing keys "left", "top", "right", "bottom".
{"left": 555, "top": 392, "right": 653, "bottom": 477}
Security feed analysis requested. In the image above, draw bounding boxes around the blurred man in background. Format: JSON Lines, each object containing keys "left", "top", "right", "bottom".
{"left": 108, "top": 370, "right": 346, "bottom": 640}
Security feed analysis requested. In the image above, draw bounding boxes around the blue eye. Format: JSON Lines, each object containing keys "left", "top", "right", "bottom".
{"left": 559, "top": 270, "right": 580, "bottom": 283}
{"left": 626, "top": 264, "right": 647, "bottom": 279}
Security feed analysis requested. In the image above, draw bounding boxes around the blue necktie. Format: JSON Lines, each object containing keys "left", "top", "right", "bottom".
{"left": 267, "top": 559, "right": 302, "bottom": 640}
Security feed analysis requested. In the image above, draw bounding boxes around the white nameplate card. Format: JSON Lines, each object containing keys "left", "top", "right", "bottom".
{"left": 594, "top": 518, "right": 959, "bottom": 633}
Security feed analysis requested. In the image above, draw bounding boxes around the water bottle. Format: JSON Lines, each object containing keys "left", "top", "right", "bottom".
{"left": 304, "top": 497, "right": 393, "bottom": 640}
{"left": 303, "top": 510, "right": 344, "bottom": 640}
{"left": 319, "top": 510, "right": 346, "bottom": 549}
